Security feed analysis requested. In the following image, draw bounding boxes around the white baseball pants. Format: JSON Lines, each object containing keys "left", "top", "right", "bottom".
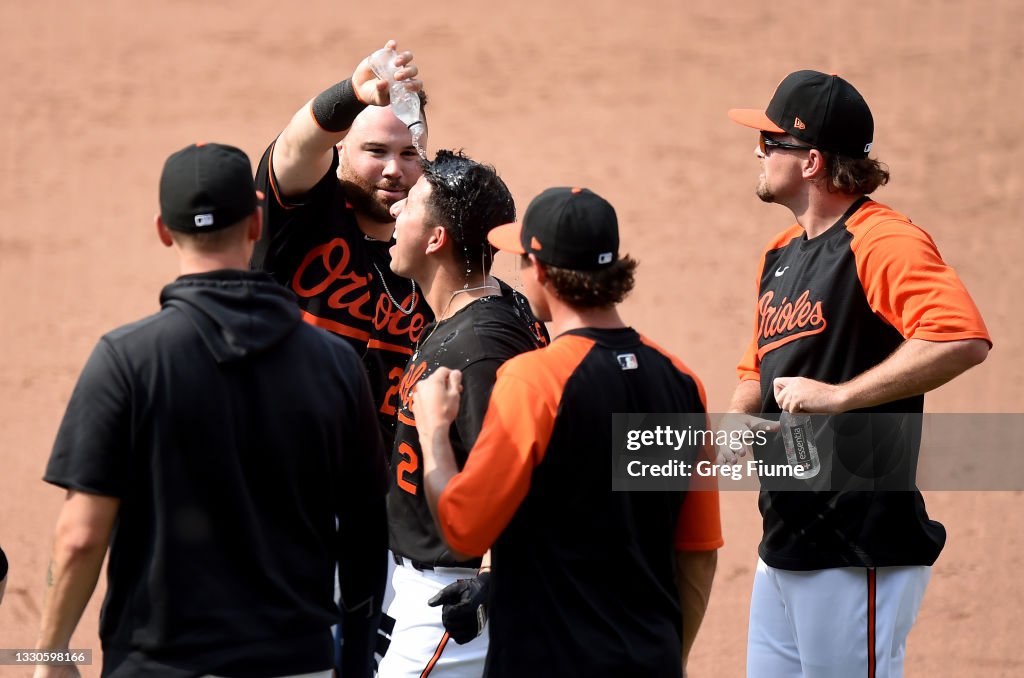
{"left": 747, "top": 557, "right": 931, "bottom": 678}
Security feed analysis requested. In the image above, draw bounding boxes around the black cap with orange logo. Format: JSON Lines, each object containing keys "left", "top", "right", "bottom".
{"left": 488, "top": 187, "right": 619, "bottom": 271}
{"left": 728, "top": 70, "right": 874, "bottom": 159}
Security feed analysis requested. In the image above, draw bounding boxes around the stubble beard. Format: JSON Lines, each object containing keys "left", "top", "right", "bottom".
{"left": 756, "top": 175, "right": 775, "bottom": 203}
{"left": 338, "top": 165, "right": 403, "bottom": 225}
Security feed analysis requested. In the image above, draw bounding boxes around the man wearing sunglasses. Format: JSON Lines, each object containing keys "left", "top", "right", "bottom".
{"left": 723, "top": 71, "right": 991, "bottom": 677}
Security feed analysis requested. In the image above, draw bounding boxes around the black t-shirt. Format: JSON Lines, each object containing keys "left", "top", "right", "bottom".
{"left": 739, "top": 198, "right": 991, "bottom": 569}
{"left": 44, "top": 271, "right": 388, "bottom": 677}
{"left": 437, "top": 327, "right": 709, "bottom": 677}
{"left": 387, "top": 282, "right": 547, "bottom": 567}
{"left": 251, "top": 141, "right": 433, "bottom": 448}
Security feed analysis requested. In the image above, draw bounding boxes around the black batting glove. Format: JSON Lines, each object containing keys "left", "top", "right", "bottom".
{"left": 427, "top": 571, "right": 491, "bottom": 644}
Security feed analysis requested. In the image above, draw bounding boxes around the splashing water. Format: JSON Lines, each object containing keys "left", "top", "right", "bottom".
{"left": 410, "top": 122, "right": 426, "bottom": 159}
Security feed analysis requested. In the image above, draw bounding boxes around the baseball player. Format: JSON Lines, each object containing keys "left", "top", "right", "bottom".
{"left": 35, "top": 143, "right": 388, "bottom": 678}
{"left": 376, "top": 150, "right": 547, "bottom": 677}
{"left": 724, "top": 71, "right": 991, "bottom": 677}
{"left": 413, "top": 187, "right": 722, "bottom": 677}
{"left": 251, "top": 40, "right": 432, "bottom": 449}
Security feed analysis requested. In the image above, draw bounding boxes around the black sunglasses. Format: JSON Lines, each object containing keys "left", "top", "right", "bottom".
{"left": 759, "top": 133, "right": 814, "bottom": 154}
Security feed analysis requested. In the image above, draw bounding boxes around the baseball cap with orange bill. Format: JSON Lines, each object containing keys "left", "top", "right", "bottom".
{"left": 728, "top": 70, "right": 874, "bottom": 159}
{"left": 487, "top": 187, "right": 619, "bottom": 271}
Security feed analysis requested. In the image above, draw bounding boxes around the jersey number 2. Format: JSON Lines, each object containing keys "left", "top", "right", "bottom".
{"left": 379, "top": 367, "right": 405, "bottom": 417}
{"left": 396, "top": 442, "right": 419, "bottom": 495}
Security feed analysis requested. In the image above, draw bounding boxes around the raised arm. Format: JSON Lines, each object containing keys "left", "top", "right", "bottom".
{"left": 272, "top": 40, "right": 421, "bottom": 198}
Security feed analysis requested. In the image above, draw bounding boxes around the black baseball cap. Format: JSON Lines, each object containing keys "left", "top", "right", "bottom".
{"left": 159, "top": 143, "right": 259, "bottom": 232}
{"left": 728, "top": 70, "right": 874, "bottom": 158}
{"left": 488, "top": 187, "right": 618, "bottom": 270}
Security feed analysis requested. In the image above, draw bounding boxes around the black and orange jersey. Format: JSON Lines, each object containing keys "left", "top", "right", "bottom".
{"left": 437, "top": 327, "right": 723, "bottom": 678}
{"left": 387, "top": 282, "right": 547, "bottom": 567}
{"left": 252, "top": 142, "right": 433, "bottom": 447}
{"left": 738, "top": 197, "right": 991, "bottom": 569}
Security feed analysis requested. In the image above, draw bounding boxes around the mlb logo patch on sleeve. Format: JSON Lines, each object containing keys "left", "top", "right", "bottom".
{"left": 617, "top": 353, "right": 638, "bottom": 370}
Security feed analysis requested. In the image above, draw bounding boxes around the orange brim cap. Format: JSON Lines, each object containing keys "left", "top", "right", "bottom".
{"left": 487, "top": 222, "right": 525, "bottom": 254}
{"left": 727, "top": 108, "right": 785, "bottom": 133}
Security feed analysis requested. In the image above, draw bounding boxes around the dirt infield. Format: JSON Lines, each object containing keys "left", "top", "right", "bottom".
{"left": 1, "top": 1, "right": 1021, "bottom": 675}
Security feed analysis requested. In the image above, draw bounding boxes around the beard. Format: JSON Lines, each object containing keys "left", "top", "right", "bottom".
{"left": 756, "top": 175, "right": 775, "bottom": 203}
{"left": 337, "top": 164, "right": 406, "bottom": 225}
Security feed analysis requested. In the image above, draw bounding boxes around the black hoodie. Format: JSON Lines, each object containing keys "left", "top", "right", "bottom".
{"left": 46, "top": 270, "right": 387, "bottom": 678}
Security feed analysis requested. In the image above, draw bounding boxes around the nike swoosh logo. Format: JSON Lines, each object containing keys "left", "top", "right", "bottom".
{"left": 774, "top": 266, "right": 790, "bottom": 277}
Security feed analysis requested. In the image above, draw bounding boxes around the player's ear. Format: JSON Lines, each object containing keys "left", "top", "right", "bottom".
{"left": 248, "top": 206, "right": 264, "bottom": 243}
{"left": 803, "top": 149, "right": 826, "bottom": 180}
{"left": 155, "top": 215, "right": 174, "bottom": 248}
{"left": 425, "top": 225, "right": 447, "bottom": 255}
{"left": 529, "top": 254, "right": 548, "bottom": 285}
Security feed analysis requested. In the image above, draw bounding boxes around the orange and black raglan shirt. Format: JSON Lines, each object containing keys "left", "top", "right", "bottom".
{"left": 738, "top": 197, "right": 991, "bottom": 570}
{"left": 437, "top": 327, "right": 724, "bottom": 678}
{"left": 252, "top": 143, "right": 433, "bottom": 447}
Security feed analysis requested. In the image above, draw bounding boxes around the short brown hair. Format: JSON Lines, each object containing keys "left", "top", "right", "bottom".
{"left": 168, "top": 218, "right": 250, "bottom": 253}
{"left": 536, "top": 255, "right": 638, "bottom": 308}
{"left": 821, "top": 153, "right": 890, "bottom": 195}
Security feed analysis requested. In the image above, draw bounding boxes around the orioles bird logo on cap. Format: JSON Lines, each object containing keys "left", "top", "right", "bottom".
{"left": 530, "top": 236, "right": 543, "bottom": 250}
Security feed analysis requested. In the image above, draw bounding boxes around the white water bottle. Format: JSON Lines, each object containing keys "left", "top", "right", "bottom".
{"left": 368, "top": 47, "right": 424, "bottom": 133}
{"left": 780, "top": 412, "right": 821, "bottom": 479}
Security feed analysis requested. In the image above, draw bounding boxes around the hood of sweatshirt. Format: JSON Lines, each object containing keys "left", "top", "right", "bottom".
{"left": 159, "top": 270, "right": 302, "bottom": 364}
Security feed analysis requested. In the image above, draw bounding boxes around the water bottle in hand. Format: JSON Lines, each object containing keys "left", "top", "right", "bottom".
{"left": 368, "top": 46, "right": 425, "bottom": 152}
{"left": 780, "top": 411, "right": 821, "bottom": 479}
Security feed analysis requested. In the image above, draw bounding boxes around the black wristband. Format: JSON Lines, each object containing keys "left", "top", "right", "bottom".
{"left": 310, "top": 78, "right": 368, "bottom": 133}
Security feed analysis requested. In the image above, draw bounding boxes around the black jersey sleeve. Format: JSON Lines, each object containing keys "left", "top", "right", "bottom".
{"left": 44, "top": 338, "right": 131, "bottom": 497}
{"left": 251, "top": 141, "right": 341, "bottom": 272}
{"left": 453, "top": 357, "right": 505, "bottom": 456}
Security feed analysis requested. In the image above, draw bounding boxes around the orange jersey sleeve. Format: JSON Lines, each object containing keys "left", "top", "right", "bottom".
{"left": 675, "top": 489, "right": 724, "bottom": 551}
{"left": 436, "top": 335, "right": 594, "bottom": 556}
{"left": 848, "top": 207, "right": 991, "bottom": 345}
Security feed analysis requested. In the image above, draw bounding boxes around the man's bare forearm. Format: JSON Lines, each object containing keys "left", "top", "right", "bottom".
{"left": 36, "top": 492, "right": 118, "bottom": 650}
{"left": 773, "top": 338, "right": 990, "bottom": 414}
{"left": 836, "top": 338, "right": 989, "bottom": 411}
{"left": 36, "top": 546, "right": 106, "bottom": 649}
{"left": 678, "top": 549, "right": 718, "bottom": 667}
{"left": 422, "top": 427, "right": 460, "bottom": 527}
{"left": 728, "top": 379, "right": 762, "bottom": 414}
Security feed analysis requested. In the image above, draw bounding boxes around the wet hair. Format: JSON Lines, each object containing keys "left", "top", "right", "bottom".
{"left": 533, "top": 254, "right": 639, "bottom": 309}
{"left": 421, "top": 149, "right": 515, "bottom": 277}
{"left": 820, "top": 152, "right": 890, "bottom": 195}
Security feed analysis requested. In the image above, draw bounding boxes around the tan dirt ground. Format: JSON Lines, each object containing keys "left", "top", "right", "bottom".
{"left": 1, "top": 1, "right": 1021, "bottom": 676}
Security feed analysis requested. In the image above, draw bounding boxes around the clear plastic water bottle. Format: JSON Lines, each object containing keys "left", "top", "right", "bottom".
{"left": 780, "top": 412, "right": 821, "bottom": 478}
{"left": 368, "top": 47, "right": 425, "bottom": 153}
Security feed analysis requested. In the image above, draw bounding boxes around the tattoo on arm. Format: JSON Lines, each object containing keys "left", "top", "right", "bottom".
{"left": 47, "top": 559, "right": 54, "bottom": 587}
